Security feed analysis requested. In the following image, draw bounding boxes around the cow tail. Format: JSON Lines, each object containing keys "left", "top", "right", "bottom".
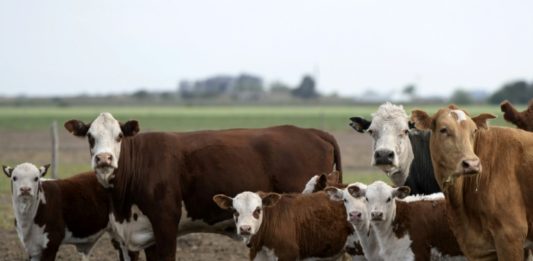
{"left": 311, "top": 129, "right": 343, "bottom": 183}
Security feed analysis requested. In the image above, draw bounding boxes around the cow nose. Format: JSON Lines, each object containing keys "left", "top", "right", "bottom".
{"left": 371, "top": 211, "right": 383, "bottom": 220}
{"left": 374, "top": 150, "right": 394, "bottom": 165}
{"left": 349, "top": 211, "right": 362, "bottom": 221}
{"left": 20, "top": 187, "right": 31, "bottom": 194}
{"left": 239, "top": 225, "right": 252, "bottom": 234}
{"left": 95, "top": 153, "right": 113, "bottom": 165}
{"left": 461, "top": 158, "right": 481, "bottom": 175}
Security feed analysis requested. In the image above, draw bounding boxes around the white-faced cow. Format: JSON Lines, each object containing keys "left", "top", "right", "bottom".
{"left": 350, "top": 102, "right": 440, "bottom": 194}
{"left": 325, "top": 183, "right": 383, "bottom": 261}
{"left": 412, "top": 105, "right": 533, "bottom": 260}
{"left": 213, "top": 191, "right": 353, "bottom": 260}
{"left": 64, "top": 112, "right": 342, "bottom": 260}
{"left": 2, "top": 163, "right": 137, "bottom": 261}
{"left": 362, "top": 181, "right": 464, "bottom": 261}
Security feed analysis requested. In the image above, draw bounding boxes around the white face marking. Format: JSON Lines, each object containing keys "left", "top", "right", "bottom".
{"left": 451, "top": 110, "right": 467, "bottom": 123}
{"left": 9, "top": 163, "right": 43, "bottom": 199}
{"left": 302, "top": 175, "right": 320, "bottom": 194}
{"left": 231, "top": 192, "right": 265, "bottom": 241}
{"left": 88, "top": 112, "right": 123, "bottom": 187}
{"left": 367, "top": 103, "right": 414, "bottom": 183}
{"left": 327, "top": 183, "right": 369, "bottom": 230}
{"left": 365, "top": 181, "right": 397, "bottom": 224}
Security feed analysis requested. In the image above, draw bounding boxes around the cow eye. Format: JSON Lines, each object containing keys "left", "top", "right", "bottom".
{"left": 116, "top": 133, "right": 124, "bottom": 142}
{"left": 33, "top": 177, "right": 38, "bottom": 182}
{"left": 253, "top": 207, "right": 261, "bottom": 219}
{"left": 386, "top": 197, "right": 391, "bottom": 203}
{"left": 87, "top": 134, "right": 95, "bottom": 148}
{"left": 365, "top": 197, "right": 369, "bottom": 202}
{"left": 439, "top": 128, "right": 447, "bottom": 135}
{"left": 13, "top": 176, "right": 17, "bottom": 182}
{"left": 367, "top": 129, "right": 374, "bottom": 135}
{"left": 343, "top": 199, "right": 347, "bottom": 203}
{"left": 233, "top": 211, "right": 240, "bottom": 218}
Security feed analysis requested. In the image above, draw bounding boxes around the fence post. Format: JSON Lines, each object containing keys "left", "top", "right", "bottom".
{"left": 51, "top": 121, "right": 58, "bottom": 179}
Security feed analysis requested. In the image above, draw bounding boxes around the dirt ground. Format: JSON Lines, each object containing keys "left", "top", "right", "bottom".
{"left": 0, "top": 129, "right": 373, "bottom": 260}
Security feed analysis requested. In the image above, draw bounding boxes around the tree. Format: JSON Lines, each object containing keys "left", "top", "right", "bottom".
{"left": 292, "top": 75, "right": 318, "bottom": 99}
{"left": 488, "top": 81, "right": 533, "bottom": 104}
{"left": 450, "top": 89, "right": 473, "bottom": 105}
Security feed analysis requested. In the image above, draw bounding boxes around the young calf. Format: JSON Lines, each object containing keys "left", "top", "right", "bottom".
{"left": 325, "top": 183, "right": 383, "bottom": 261}
{"left": 213, "top": 191, "right": 353, "bottom": 260}
{"left": 358, "top": 181, "right": 464, "bottom": 261}
{"left": 3, "top": 163, "right": 133, "bottom": 261}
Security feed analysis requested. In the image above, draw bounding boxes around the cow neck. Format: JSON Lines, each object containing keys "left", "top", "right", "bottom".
{"left": 247, "top": 205, "right": 276, "bottom": 253}
{"left": 353, "top": 219, "right": 374, "bottom": 256}
{"left": 110, "top": 136, "right": 139, "bottom": 217}
{"left": 13, "top": 184, "right": 45, "bottom": 242}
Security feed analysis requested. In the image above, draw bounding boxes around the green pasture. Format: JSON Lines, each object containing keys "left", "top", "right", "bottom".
{"left": 0, "top": 104, "right": 520, "bottom": 131}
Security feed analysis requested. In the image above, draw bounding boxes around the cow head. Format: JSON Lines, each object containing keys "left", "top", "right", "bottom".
{"left": 411, "top": 106, "right": 495, "bottom": 185}
{"left": 64, "top": 112, "right": 139, "bottom": 187}
{"left": 350, "top": 102, "right": 414, "bottom": 186}
{"left": 213, "top": 191, "right": 281, "bottom": 243}
{"left": 3, "top": 163, "right": 49, "bottom": 199}
{"left": 325, "top": 182, "right": 369, "bottom": 230}
{"left": 364, "top": 181, "right": 410, "bottom": 224}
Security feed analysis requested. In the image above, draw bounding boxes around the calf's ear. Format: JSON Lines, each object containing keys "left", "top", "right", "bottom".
{"left": 393, "top": 186, "right": 411, "bottom": 199}
{"left": 349, "top": 117, "right": 371, "bottom": 133}
{"left": 213, "top": 194, "right": 233, "bottom": 210}
{"left": 39, "top": 164, "right": 50, "bottom": 178}
{"left": 472, "top": 113, "right": 496, "bottom": 130}
{"left": 411, "top": 110, "right": 433, "bottom": 130}
{"left": 260, "top": 193, "right": 281, "bottom": 207}
{"left": 347, "top": 185, "right": 366, "bottom": 198}
{"left": 64, "top": 120, "right": 90, "bottom": 137}
{"left": 121, "top": 120, "right": 140, "bottom": 137}
{"left": 2, "top": 165, "right": 13, "bottom": 178}
{"left": 315, "top": 174, "right": 328, "bottom": 191}
{"left": 325, "top": 186, "right": 343, "bottom": 201}
{"left": 327, "top": 171, "right": 340, "bottom": 185}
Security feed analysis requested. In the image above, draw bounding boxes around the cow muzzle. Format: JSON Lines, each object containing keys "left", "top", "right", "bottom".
{"left": 370, "top": 211, "right": 384, "bottom": 221}
{"left": 461, "top": 158, "right": 481, "bottom": 175}
{"left": 374, "top": 149, "right": 395, "bottom": 166}
{"left": 348, "top": 211, "right": 363, "bottom": 223}
{"left": 239, "top": 225, "right": 252, "bottom": 236}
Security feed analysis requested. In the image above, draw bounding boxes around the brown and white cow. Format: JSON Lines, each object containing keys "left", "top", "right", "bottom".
{"left": 412, "top": 106, "right": 533, "bottom": 260}
{"left": 2, "top": 163, "right": 137, "bottom": 261}
{"left": 325, "top": 182, "right": 383, "bottom": 261}
{"left": 64, "top": 112, "right": 342, "bottom": 260}
{"left": 500, "top": 99, "right": 533, "bottom": 131}
{"left": 357, "top": 181, "right": 464, "bottom": 261}
{"left": 213, "top": 191, "right": 353, "bottom": 260}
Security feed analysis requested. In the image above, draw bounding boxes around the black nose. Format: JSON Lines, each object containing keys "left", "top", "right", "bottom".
{"left": 374, "top": 150, "right": 394, "bottom": 165}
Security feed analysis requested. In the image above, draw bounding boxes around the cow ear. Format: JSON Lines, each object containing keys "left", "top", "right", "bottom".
{"left": 411, "top": 110, "right": 433, "bottom": 130}
{"left": 261, "top": 193, "right": 281, "bottom": 207}
{"left": 64, "top": 120, "right": 90, "bottom": 137}
{"left": 349, "top": 117, "right": 371, "bottom": 133}
{"left": 500, "top": 100, "right": 522, "bottom": 124}
{"left": 39, "top": 164, "right": 50, "bottom": 178}
{"left": 347, "top": 184, "right": 366, "bottom": 198}
{"left": 2, "top": 165, "right": 13, "bottom": 178}
{"left": 324, "top": 186, "right": 343, "bottom": 201}
{"left": 393, "top": 186, "right": 410, "bottom": 199}
{"left": 472, "top": 113, "right": 496, "bottom": 130}
{"left": 121, "top": 120, "right": 140, "bottom": 137}
{"left": 316, "top": 174, "right": 328, "bottom": 191}
{"left": 213, "top": 194, "right": 233, "bottom": 210}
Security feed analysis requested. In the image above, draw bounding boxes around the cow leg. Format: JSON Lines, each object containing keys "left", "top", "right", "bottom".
{"left": 494, "top": 231, "right": 525, "bottom": 261}
{"left": 149, "top": 212, "right": 179, "bottom": 261}
{"left": 144, "top": 245, "right": 158, "bottom": 261}
{"left": 39, "top": 245, "right": 59, "bottom": 261}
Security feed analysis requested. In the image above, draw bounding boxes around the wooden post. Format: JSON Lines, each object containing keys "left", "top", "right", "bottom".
{"left": 51, "top": 121, "right": 58, "bottom": 179}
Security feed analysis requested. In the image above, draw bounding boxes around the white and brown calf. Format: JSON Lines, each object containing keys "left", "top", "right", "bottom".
{"left": 360, "top": 181, "right": 464, "bottom": 261}
{"left": 325, "top": 183, "right": 383, "bottom": 261}
{"left": 213, "top": 191, "right": 353, "bottom": 261}
{"left": 2, "top": 163, "right": 133, "bottom": 261}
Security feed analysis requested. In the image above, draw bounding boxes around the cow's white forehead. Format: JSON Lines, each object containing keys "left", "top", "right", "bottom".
{"left": 450, "top": 110, "right": 468, "bottom": 123}
{"left": 233, "top": 192, "right": 262, "bottom": 212}
{"left": 89, "top": 112, "right": 121, "bottom": 133}
{"left": 12, "top": 163, "right": 40, "bottom": 178}
{"left": 366, "top": 181, "right": 394, "bottom": 199}
{"left": 369, "top": 102, "right": 409, "bottom": 130}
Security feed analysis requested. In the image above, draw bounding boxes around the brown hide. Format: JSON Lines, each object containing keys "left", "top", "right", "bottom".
{"left": 500, "top": 99, "right": 533, "bottom": 131}
{"left": 433, "top": 126, "right": 533, "bottom": 260}
{"left": 248, "top": 192, "right": 352, "bottom": 260}
{"left": 109, "top": 125, "right": 342, "bottom": 260}
{"left": 394, "top": 199, "right": 463, "bottom": 260}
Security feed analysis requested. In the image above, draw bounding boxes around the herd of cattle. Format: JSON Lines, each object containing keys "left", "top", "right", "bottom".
{"left": 3, "top": 100, "right": 533, "bottom": 261}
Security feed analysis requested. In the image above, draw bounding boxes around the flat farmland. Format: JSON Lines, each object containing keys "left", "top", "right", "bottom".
{"left": 0, "top": 104, "right": 520, "bottom": 260}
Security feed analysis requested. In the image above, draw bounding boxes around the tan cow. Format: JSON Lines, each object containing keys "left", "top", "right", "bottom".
{"left": 411, "top": 105, "right": 533, "bottom": 260}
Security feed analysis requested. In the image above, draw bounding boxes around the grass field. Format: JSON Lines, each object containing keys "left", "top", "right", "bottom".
{"left": 0, "top": 104, "right": 520, "bottom": 131}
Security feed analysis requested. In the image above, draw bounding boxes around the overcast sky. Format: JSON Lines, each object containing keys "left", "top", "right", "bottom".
{"left": 1, "top": 0, "right": 532, "bottom": 98}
